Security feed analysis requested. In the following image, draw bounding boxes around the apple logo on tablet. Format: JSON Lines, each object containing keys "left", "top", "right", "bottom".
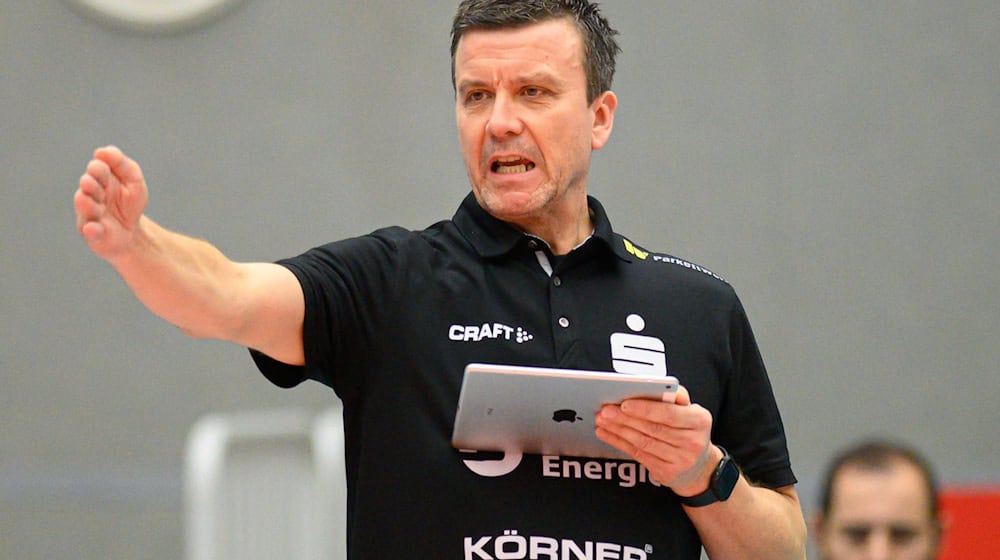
{"left": 552, "top": 409, "right": 582, "bottom": 423}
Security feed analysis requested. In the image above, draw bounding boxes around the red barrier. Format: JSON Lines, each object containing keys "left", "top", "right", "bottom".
{"left": 938, "top": 485, "right": 1000, "bottom": 560}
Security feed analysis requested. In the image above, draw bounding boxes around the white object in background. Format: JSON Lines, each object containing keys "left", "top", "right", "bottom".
{"left": 184, "top": 404, "right": 347, "bottom": 560}
{"left": 68, "top": 0, "right": 248, "bottom": 33}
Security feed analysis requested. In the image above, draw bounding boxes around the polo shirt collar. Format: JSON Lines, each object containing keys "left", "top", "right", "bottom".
{"left": 452, "top": 192, "right": 633, "bottom": 262}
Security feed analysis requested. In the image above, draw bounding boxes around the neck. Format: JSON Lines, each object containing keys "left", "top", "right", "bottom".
{"left": 511, "top": 199, "right": 594, "bottom": 255}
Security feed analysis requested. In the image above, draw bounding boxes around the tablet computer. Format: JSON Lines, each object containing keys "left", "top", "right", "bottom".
{"left": 451, "top": 363, "right": 679, "bottom": 460}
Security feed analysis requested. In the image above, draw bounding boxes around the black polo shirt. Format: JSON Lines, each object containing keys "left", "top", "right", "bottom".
{"left": 252, "top": 193, "right": 795, "bottom": 559}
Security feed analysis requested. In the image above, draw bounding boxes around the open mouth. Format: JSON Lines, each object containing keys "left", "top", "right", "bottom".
{"left": 491, "top": 155, "right": 536, "bottom": 174}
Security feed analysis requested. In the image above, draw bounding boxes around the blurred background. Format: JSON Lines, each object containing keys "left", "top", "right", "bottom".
{"left": 2, "top": 1, "right": 997, "bottom": 558}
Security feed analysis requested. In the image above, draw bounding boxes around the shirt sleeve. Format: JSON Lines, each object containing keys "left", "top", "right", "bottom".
{"left": 249, "top": 228, "right": 408, "bottom": 399}
{"left": 712, "top": 294, "right": 797, "bottom": 488}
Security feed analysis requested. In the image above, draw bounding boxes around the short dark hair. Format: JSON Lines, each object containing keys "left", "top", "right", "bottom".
{"left": 818, "top": 438, "right": 940, "bottom": 522}
{"left": 450, "top": 0, "right": 621, "bottom": 103}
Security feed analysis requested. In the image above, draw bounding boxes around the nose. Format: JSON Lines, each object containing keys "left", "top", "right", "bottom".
{"left": 485, "top": 93, "right": 523, "bottom": 138}
{"left": 864, "top": 532, "right": 891, "bottom": 560}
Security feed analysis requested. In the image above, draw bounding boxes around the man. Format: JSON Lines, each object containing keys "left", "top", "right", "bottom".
{"left": 813, "top": 439, "right": 943, "bottom": 560}
{"left": 74, "top": 1, "right": 805, "bottom": 557}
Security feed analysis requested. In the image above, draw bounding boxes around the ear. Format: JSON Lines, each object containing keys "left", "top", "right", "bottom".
{"left": 590, "top": 90, "right": 617, "bottom": 150}
{"left": 932, "top": 511, "right": 948, "bottom": 554}
{"left": 811, "top": 512, "right": 829, "bottom": 548}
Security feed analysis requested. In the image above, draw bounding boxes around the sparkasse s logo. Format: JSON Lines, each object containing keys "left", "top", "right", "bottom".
{"left": 610, "top": 314, "right": 667, "bottom": 376}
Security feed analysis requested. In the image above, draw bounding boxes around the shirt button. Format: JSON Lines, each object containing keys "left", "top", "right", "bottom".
{"left": 552, "top": 276, "right": 562, "bottom": 287}
{"left": 527, "top": 239, "right": 539, "bottom": 249}
{"left": 558, "top": 317, "right": 570, "bottom": 328}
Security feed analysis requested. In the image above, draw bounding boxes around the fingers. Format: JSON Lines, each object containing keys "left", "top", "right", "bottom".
{"left": 79, "top": 220, "right": 106, "bottom": 244}
{"left": 674, "top": 384, "right": 691, "bottom": 406}
{"left": 598, "top": 403, "right": 706, "bottom": 454}
{"left": 594, "top": 387, "right": 714, "bottom": 485}
{"left": 94, "top": 145, "right": 144, "bottom": 186}
{"left": 75, "top": 144, "right": 148, "bottom": 219}
{"left": 75, "top": 183, "right": 106, "bottom": 245}
{"left": 75, "top": 160, "right": 112, "bottom": 230}
{"left": 595, "top": 412, "right": 683, "bottom": 463}
{"left": 75, "top": 146, "right": 143, "bottom": 251}
{"left": 618, "top": 393, "right": 707, "bottom": 431}
{"left": 81, "top": 146, "right": 144, "bottom": 198}
{"left": 76, "top": 173, "right": 103, "bottom": 226}
{"left": 93, "top": 145, "right": 124, "bottom": 170}
{"left": 84, "top": 158, "right": 111, "bottom": 194}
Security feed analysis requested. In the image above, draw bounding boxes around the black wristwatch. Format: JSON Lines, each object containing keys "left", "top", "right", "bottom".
{"left": 679, "top": 446, "right": 740, "bottom": 507}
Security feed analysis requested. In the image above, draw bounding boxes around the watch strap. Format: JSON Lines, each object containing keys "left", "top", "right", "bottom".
{"left": 679, "top": 446, "right": 739, "bottom": 507}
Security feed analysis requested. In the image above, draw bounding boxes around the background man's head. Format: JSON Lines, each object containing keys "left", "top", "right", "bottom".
{"left": 814, "top": 439, "right": 942, "bottom": 560}
{"left": 450, "top": 0, "right": 620, "bottom": 103}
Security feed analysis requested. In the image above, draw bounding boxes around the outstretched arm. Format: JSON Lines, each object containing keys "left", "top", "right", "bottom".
{"left": 74, "top": 146, "right": 305, "bottom": 365}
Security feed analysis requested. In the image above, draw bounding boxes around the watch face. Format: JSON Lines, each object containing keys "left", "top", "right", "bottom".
{"left": 715, "top": 456, "right": 740, "bottom": 500}
{"left": 68, "top": 0, "right": 247, "bottom": 33}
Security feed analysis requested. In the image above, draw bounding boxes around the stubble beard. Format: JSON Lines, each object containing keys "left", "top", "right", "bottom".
{"left": 471, "top": 172, "right": 565, "bottom": 225}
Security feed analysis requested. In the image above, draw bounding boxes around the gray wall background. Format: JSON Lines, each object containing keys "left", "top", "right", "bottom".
{"left": 2, "top": 1, "right": 997, "bottom": 558}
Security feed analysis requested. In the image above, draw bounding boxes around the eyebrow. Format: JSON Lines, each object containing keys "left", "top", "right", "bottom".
{"left": 516, "top": 71, "right": 563, "bottom": 87}
{"left": 456, "top": 71, "right": 565, "bottom": 93}
{"left": 840, "top": 523, "right": 921, "bottom": 536}
{"left": 456, "top": 79, "right": 489, "bottom": 94}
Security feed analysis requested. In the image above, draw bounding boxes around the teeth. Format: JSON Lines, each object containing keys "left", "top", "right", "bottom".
{"left": 497, "top": 164, "right": 528, "bottom": 174}
{"left": 492, "top": 158, "right": 536, "bottom": 174}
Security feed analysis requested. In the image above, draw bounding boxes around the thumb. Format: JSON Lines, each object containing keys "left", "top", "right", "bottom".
{"left": 674, "top": 384, "right": 691, "bottom": 406}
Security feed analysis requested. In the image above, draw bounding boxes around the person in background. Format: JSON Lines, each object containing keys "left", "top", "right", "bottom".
{"left": 813, "top": 438, "right": 943, "bottom": 560}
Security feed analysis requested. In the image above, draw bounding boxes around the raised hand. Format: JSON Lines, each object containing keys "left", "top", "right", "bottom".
{"left": 74, "top": 146, "right": 149, "bottom": 260}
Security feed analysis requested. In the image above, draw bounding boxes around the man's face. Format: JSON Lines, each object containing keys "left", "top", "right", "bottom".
{"left": 816, "top": 461, "right": 940, "bottom": 560}
{"left": 453, "top": 18, "right": 615, "bottom": 229}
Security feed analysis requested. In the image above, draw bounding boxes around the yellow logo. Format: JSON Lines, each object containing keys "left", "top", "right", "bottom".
{"left": 623, "top": 239, "right": 648, "bottom": 260}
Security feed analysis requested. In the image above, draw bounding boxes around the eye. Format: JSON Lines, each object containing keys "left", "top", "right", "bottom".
{"left": 521, "top": 86, "right": 544, "bottom": 97}
{"left": 841, "top": 526, "right": 871, "bottom": 547}
{"left": 463, "top": 90, "right": 490, "bottom": 104}
{"left": 889, "top": 526, "right": 918, "bottom": 546}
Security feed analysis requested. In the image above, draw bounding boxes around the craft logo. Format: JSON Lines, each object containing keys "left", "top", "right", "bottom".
{"left": 449, "top": 323, "right": 535, "bottom": 344}
{"left": 609, "top": 314, "right": 667, "bottom": 376}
